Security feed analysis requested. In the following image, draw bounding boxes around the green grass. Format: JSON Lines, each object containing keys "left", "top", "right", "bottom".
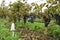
{"left": 0, "top": 18, "right": 21, "bottom": 40}
{"left": 0, "top": 18, "right": 60, "bottom": 40}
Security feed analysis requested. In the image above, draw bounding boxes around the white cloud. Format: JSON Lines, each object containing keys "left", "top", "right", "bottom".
{"left": 0, "top": 0, "right": 47, "bottom": 6}
{"left": 5, "top": 0, "right": 17, "bottom": 6}
{"left": 0, "top": 0, "right": 2, "bottom": 4}
{"left": 0, "top": 0, "right": 17, "bottom": 6}
{"left": 27, "top": 0, "right": 47, "bottom": 5}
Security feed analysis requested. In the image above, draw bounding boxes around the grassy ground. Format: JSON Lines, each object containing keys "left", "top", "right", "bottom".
{"left": 0, "top": 18, "right": 60, "bottom": 40}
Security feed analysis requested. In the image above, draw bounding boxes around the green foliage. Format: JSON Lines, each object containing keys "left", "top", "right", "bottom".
{"left": 47, "top": 0, "right": 54, "bottom": 3}
{"left": 47, "top": 25, "right": 60, "bottom": 38}
{"left": 0, "top": 0, "right": 60, "bottom": 40}
{"left": 9, "top": 1, "right": 31, "bottom": 15}
{"left": 0, "top": 18, "right": 60, "bottom": 40}
{"left": 0, "top": 19, "right": 22, "bottom": 40}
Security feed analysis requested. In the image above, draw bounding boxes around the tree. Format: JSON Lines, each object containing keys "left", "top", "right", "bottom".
{"left": 8, "top": 0, "right": 31, "bottom": 22}
{"left": 0, "top": 0, "right": 8, "bottom": 18}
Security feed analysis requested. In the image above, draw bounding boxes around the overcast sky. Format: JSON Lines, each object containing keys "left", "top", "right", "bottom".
{"left": 0, "top": 0, "right": 47, "bottom": 6}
